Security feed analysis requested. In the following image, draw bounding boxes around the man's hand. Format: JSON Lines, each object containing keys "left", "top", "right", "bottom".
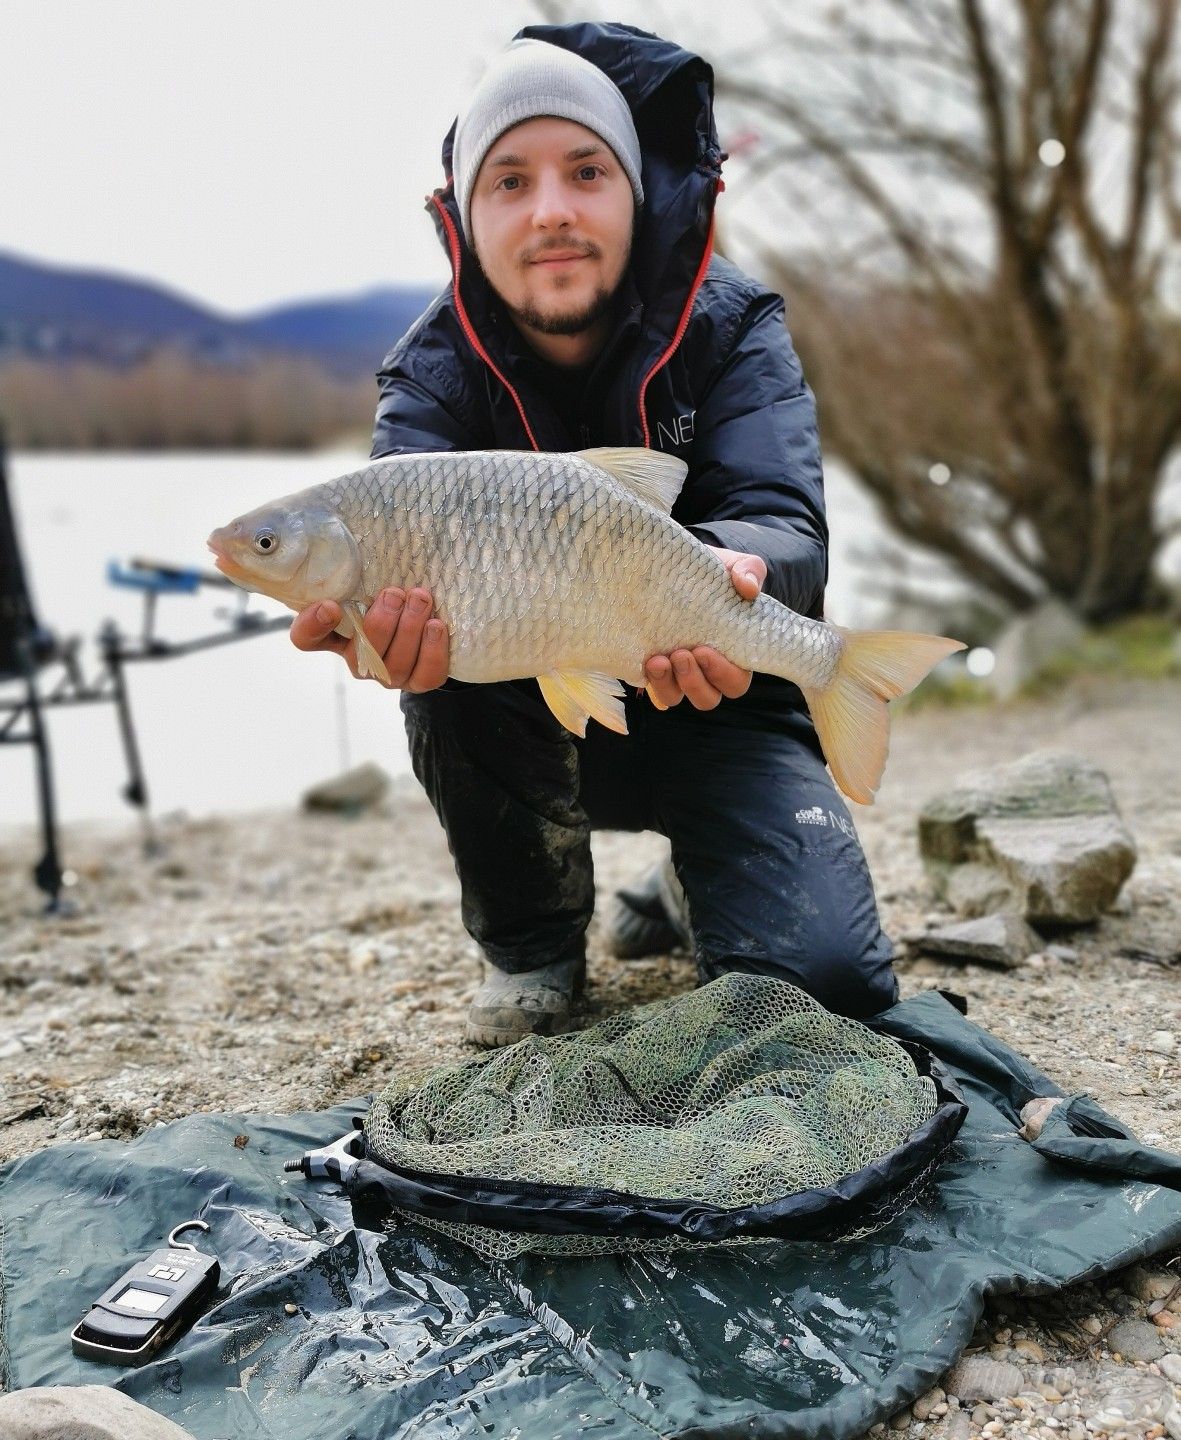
{"left": 644, "top": 547, "right": 767, "bottom": 711}
{"left": 290, "top": 586, "right": 450, "bottom": 692}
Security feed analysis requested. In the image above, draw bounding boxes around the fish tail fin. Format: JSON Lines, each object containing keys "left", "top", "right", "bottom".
{"left": 802, "top": 629, "right": 965, "bottom": 805}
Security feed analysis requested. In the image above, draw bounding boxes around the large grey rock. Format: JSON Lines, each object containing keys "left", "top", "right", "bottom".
{"left": 943, "top": 863, "right": 1016, "bottom": 918}
{"left": 919, "top": 751, "right": 1136, "bottom": 924}
{"left": 989, "top": 598, "right": 1085, "bottom": 701}
{"left": 0, "top": 1386, "right": 195, "bottom": 1439}
{"left": 302, "top": 762, "right": 390, "bottom": 815}
{"left": 915, "top": 913, "right": 1041, "bottom": 968}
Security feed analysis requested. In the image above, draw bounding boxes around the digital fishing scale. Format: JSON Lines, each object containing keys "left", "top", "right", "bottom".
{"left": 71, "top": 1220, "right": 220, "bottom": 1365}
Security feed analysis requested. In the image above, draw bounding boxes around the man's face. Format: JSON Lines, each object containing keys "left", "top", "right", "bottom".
{"left": 469, "top": 116, "right": 635, "bottom": 343}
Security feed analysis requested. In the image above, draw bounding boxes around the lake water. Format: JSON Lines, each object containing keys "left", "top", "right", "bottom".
{"left": 3, "top": 449, "right": 908, "bottom": 825}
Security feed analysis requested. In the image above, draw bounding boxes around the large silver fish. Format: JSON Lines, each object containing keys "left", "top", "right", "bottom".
{"left": 208, "top": 447, "right": 963, "bottom": 803}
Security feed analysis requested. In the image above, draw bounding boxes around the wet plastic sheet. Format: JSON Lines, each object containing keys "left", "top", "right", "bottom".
{"left": 2, "top": 990, "right": 1181, "bottom": 1440}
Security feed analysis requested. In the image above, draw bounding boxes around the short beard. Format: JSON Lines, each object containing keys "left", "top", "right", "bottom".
{"left": 508, "top": 283, "right": 617, "bottom": 337}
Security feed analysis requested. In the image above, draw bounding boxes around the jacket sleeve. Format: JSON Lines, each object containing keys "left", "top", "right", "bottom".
{"left": 370, "top": 355, "right": 478, "bottom": 460}
{"left": 682, "top": 290, "right": 828, "bottom": 617}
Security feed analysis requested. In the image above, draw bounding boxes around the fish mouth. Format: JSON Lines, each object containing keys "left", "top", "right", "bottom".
{"left": 207, "top": 531, "right": 244, "bottom": 582}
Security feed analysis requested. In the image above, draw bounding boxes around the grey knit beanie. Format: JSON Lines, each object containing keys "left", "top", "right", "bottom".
{"left": 452, "top": 38, "right": 644, "bottom": 246}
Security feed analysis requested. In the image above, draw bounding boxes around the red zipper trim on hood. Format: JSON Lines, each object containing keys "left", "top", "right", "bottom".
{"left": 636, "top": 177, "right": 723, "bottom": 450}
{"left": 429, "top": 191, "right": 541, "bottom": 452}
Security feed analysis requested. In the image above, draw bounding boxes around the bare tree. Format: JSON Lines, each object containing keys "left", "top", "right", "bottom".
{"left": 532, "top": 1, "right": 1181, "bottom": 620}
{"left": 719, "top": 1, "right": 1181, "bottom": 621}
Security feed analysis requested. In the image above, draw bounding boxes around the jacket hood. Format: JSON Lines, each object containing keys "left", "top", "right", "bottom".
{"left": 430, "top": 21, "right": 724, "bottom": 367}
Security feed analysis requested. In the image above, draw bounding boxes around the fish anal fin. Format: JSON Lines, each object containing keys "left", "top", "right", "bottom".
{"left": 576, "top": 447, "right": 687, "bottom": 514}
{"left": 538, "top": 670, "right": 629, "bottom": 737}
{"left": 342, "top": 601, "right": 392, "bottom": 686}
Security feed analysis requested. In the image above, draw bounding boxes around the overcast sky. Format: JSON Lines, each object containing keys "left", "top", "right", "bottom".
{"left": 1, "top": 2, "right": 547, "bottom": 314}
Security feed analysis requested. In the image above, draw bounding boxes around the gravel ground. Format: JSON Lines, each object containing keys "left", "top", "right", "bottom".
{"left": 2, "top": 675, "right": 1180, "bottom": 1438}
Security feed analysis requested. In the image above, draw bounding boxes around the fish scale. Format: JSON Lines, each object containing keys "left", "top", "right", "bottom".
{"left": 208, "top": 446, "right": 964, "bottom": 803}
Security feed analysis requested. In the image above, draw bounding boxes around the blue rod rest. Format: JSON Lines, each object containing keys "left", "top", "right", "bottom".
{"left": 106, "top": 560, "right": 203, "bottom": 595}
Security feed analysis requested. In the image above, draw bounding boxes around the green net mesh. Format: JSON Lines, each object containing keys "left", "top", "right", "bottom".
{"left": 365, "top": 974, "right": 942, "bottom": 1257}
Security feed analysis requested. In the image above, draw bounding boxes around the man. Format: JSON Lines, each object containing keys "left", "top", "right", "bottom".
{"left": 291, "top": 22, "right": 898, "bottom": 1044}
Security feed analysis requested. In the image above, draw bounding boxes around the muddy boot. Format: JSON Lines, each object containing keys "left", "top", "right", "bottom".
{"left": 465, "top": 956, "right": 586, "bottom": 1048}
{"left": 607, "top": 853, "right": 693, "bottom": 960}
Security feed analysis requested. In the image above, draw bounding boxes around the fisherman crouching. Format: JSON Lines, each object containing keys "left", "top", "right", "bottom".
{"left": 290, "top": 22, "right": 899, "bottom": 1044}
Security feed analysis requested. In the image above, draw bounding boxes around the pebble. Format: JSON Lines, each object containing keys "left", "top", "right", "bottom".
{"left": 348, "top": 941, "right": 380, "bottom": 975}
{"left": 284, "top": 1303, "right": 298, "bottom": 1316}
{"left": 1147, "top": 1031, "right": 1177, "bottom": 1056}
{"left": 1108, "top": 1317, "right": 1166, "bottom": 1363}
{"left": 912, "top": 1386, "right": 944, "bottom": 1421}
{"left": 1159, "top": 1353, "right": 1181, "bottom": 1384}
{"left": 1153, "top": 1310, "right": 1176, "bottom": 1329}
{"left": 1124, "top": 1266, "right": 1177, "bottom": 1305}
{"left": 1014, "top": 1338, "right": 1046, "bottom": 1362}
{"left": 888, "top": 1407, "right": 910, "bottom": 1430}
{"left": 0, "top": 1385, "right": 196, "bottom": 1438}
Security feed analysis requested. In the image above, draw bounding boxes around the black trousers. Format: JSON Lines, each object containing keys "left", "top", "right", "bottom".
{"left": 402, "top": 681, "right": 898, "bottom": 1019}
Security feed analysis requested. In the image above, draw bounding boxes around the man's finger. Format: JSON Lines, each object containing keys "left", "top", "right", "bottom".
{"left": 728, "top": 557, "right": 766, "bottom": 601}
{"left": 360, "top": 587, "right": 406, "bottom": 661}
{"left": 644, "top": 654, "right": 684, "bottom": 708}
{"left": 290, "top": 599, "right": 348, "bottom": 654}
{"left": 383, "top": 586, "right": 434, "bottom": 685}
{"left": 405, "top": 618, "right": 451, "bottom": 693}
{"left": 671, "top": 649, "right": 722, "bottom": 709}
{"left": 696, "top": 646, "right": 753, "bottom": 700}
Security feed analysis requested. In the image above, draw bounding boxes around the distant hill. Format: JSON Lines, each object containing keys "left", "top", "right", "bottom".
{"left": 0, "top": 251, "right": 440, "bottom": 377}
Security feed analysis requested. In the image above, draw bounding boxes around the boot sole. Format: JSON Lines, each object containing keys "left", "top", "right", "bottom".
{"left": 464, "top": 1015, "right": 575, "bottom": 1047}
{"left": 464, "top": 960, "right": 586, "bottom": 1048}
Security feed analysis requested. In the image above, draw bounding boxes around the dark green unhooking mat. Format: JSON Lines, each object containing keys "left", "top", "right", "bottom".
{"left": 3, "top": 991, "right": 1181, "bottom": 1440}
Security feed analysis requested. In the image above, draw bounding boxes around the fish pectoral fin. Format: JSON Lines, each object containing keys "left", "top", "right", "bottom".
{"left": 575, "top": 447, "right": 687, "bottom": 514}
{"left": 341, "top": 602, "right": 393, "bottom": 686}
{"left": 538, "top": 670, "right": 629, "bottom": 737}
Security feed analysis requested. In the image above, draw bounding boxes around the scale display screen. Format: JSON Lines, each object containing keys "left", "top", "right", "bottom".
{"left": 116, "top": 1286, "right": 169, "bottom": 1314}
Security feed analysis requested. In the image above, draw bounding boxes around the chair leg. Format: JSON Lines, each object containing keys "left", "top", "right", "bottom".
{"left": 105, "top": 644, "right": 159, "bottom": 855}
{"left": 21, "top": 664, "right": 64, "bottom": 911}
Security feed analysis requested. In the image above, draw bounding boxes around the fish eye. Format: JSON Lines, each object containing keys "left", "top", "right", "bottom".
{"left": 253, "top": 527, "right": 278, "bottom": 555}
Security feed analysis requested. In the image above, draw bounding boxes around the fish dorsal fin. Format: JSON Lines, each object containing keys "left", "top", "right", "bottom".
{"left": 537, "top": 670, "right": 629, "bottom": 738}
{"left": 576, "top": 447, "right": 687, "bottom": 515}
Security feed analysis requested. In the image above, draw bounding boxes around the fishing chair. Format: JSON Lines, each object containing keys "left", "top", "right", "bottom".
{"left": 0, "top": 431, "right": 289, "bottom": 911}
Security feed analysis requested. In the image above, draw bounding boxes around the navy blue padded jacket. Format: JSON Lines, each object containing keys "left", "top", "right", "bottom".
{"left": 371, "top": 21, "right": 829, "bottom": 710}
